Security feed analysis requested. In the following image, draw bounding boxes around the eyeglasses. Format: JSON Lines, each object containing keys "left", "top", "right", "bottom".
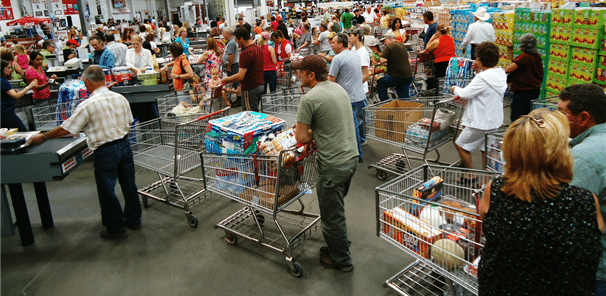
{"left": 523, "top": 115, "right": 546, "bottom": 128}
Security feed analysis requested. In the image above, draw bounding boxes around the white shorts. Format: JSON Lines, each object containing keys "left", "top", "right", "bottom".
{"left": 455, "top": 126, "right": 495, "bottom": 152}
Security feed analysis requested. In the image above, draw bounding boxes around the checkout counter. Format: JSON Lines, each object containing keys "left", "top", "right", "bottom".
{"left": 1, "top": 135, "right": 92, "bottom": 246}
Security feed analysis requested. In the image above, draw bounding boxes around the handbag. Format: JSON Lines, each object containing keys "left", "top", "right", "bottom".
{"left": 418, "top": 51, "right": 435, "bottom": 63}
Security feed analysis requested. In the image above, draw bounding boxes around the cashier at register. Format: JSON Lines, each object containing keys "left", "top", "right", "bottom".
{"left": 63, "top": 39, "right": 79, "bottom": 61}
{"left": 28, "top": 66, "right": 142, "bottom": 240}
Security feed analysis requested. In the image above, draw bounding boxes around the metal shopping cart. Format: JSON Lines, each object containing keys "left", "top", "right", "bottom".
{"left": 157, "top": 86, "right": 229, "bottom": 123}
{"left": 30, "top": 98, "right": 86, "bottom": 131}
{"left": 484, "top": 128, "right": 507, "bottom": 174}
{"left": 276, "top": 60, "right": 298, "bottom": 89}
{"left": 260, "top": 86, "right": 308, "bottom": 125}
{"left": 130, "top": 107, "right": 230, "bottom": 226}
{"left": 201, "top": 148, "right": 320, "bottom": 277}
{"left": 366, "top": 97, "right": 465, "bottom": 180}
{"left": 376, "top": 165, "right": 500, "bottom": 295}
{"left": 531, "top": 96, "right": 559, "bottom": 111}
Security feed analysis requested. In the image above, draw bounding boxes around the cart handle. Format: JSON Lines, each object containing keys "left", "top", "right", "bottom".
{"left": 196, "top": 106, "right": 231, "bottom": 121}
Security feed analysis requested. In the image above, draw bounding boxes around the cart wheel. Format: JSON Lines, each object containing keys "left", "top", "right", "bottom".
{"left": 187, "top": 214, "right": 198, "bottom": 227}
{"left": 141, "top": 196, "right": 149, "bottom": 208}
{"left": 289, "top": 260, "right": 303, "bottom": 277}
{"left": 376, "top": 170, "right": 387, "bottom": 180}
{"left": 254, "top": 210, "right": 265, "bottom": 226}
{"left": 225, "top": 232, "right": 238, "bottom": 245}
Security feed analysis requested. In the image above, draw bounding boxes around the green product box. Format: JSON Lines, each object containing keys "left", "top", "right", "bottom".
{"left": 572, "top": 8, "right": 606, "bottom": 29}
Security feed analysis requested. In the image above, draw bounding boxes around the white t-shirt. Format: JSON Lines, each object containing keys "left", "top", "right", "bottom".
{"left": 362, "top": 11, "right": 377, "bottom": 24}
{"left": 355, "top": 45, "right": 370, "bottom": 94}
{"left": 318, "top": 31, "right": 331, "bottom": 52}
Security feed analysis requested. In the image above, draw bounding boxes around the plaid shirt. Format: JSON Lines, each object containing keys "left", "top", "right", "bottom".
{"left": 61, "top": 86, "right": 133, "bottom": 150}
{"left": 105, "top": 41, "right": 128, "bottom": 67}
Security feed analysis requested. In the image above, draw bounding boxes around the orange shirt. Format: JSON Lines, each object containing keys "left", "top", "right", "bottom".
{"left": 171, "top": 55, "right": 191, "bottom": 92}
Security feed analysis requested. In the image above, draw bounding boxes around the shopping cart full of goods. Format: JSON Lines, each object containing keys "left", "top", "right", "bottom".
{"left": 376, "top": 165, "right": 500, "bottom": 295}
{"left": 129, "top": 106, "right": 230, "bottom": 227}
{"left": 260, "top": 86, "right": 308, "bottom": 125}
{"left": 365, "top": 96, "right": 466, "bottom": 180}
{"left": 201, "top": 111, "right": 320, "bottom": 277}
{"left": 30, "top": 80, "right": 90, "bottom": 131}
{"left": 276, "top": 58, "right": 299, "bottom": 89}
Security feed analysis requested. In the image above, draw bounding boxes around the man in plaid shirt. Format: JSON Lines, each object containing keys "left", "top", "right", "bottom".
{"left": 30, "top": 66, "right": 141, "bottom": 240}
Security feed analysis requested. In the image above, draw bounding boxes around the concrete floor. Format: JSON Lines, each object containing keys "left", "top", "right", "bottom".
{"left": 2, "top": 101, "right": 504, "bottom": 296}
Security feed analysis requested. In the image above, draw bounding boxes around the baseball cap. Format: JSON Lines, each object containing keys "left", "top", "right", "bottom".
{"left": 291, "top": 55, "right": 328, "bottom": 75}
{"left": 381, "top": 32, "right": 396, "bottom": 41}
{"left": 367, "top": 39, "right": 381, "bottom": 47}
{"left": 67, "top": 39, "right": 79, "bottom": 46}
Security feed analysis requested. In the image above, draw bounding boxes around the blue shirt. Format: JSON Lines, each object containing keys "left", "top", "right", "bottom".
{"left": 1, "top": 78, "right": 15, "bottom": 112}
{"left": 176, "top": 37, "right": 190, "bottom": 57}
{"left": 98, "top": 48, "right": 116, "bottom": 70}
{"left": 328, "top": 49, "right": 365, "bottom": 103}
{"left": 570, "top": 123, "right": 606, "bottom": 281}
{"left": 424, "top": 22, "right": 438, "bottom": 47}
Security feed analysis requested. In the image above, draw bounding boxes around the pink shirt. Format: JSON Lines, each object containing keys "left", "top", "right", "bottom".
{"left": 25, "top": 66, "right": 50, "bottom": 100}
{"left": 16, "top": 54, "right": 29, "bottom": 70}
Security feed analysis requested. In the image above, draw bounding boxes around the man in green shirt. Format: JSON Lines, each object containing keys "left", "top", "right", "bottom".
{"left": 341, "top": 8, "right": 354, "bottom": 29}
{"left": 294, "top": 55, "right": 358, "bottom": 272}
{"left": 40, "top": 40, "right": 56, "bottom": 70}
{"left": 557, "top": 84, "right": 606, "bottom": 293}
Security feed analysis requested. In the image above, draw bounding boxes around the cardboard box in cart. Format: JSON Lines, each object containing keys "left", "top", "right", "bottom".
{"left": 375, "top": 100, "right": 424, "bottom": 142}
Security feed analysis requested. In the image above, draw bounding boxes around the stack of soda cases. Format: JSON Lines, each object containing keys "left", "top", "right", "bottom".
{"left": 513, "top": 8, "right": 551, "bottom": 96}
{"left": 547, "top": 8, "right": 573, "bottom": 96}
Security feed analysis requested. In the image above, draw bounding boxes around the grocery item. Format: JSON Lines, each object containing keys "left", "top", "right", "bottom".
{"left": 382, "top": 206, "right": 443, "bottom": 259}
{"left": 56, "top": 79, "right": 89, "bottom": 127}
{"left": 205, "top": 111, "right": 286, "bottom": 155}
{"left": 440, "top": 198, "right": 478, "bottom": 230}
{"left": 419, "top": 206, "right": 446, "bottom": 228}
{"left": 239, "top": 184, "right": 300, "bottom": 209}
{"left": 432, "top": 238, "right": 465, "bottom": 270}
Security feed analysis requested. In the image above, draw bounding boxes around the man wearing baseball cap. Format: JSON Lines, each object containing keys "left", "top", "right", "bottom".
{"left": 377, "top": 31, "right": 413, "bottom": 101}
{"left": 461, "top": 7, "right": 496, "bottom": 59}
{"left": 293, "top": 55, "right": 358, "bottom": 272}
{"left": 63, "top": 39, "right": 79, "bottom": 61}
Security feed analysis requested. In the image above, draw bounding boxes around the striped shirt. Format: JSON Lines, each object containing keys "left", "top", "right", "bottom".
{"left": 106, "top": 41, "right": 128, "bottom": 67}
{"left": 61, "top": 86, "right": 133, "bottom": 150}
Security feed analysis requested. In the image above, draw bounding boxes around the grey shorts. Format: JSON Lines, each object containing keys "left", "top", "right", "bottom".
{"left": 455, "top": 126, "right": 496, "bottom": 152}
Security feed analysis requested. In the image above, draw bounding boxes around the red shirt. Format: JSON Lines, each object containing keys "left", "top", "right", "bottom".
{"left": 271, "top": 21, "right": 279, "bottom": 32}
{"left": 433, "top": 35, "right": 456, "bottom": 63}
{"left": 510, "top": 53, "right": 544, "bottom": 92}
{"left": 262, "top": 45, "right": 276, "bottom": 71}
{"left": 239, "top": 43, "right": 265, "bottom": 91}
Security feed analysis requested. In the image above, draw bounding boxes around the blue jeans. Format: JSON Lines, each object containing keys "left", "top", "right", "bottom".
{"left": 1, "top": 110, "right": 28, "bottom": 131}
{"left": 316, "top": 157, "right": 358, "bottom": 266}
{"left": 93, "top": 137, "right": 141, "bottom": 232}
{"left": 263, "top": 70, "right": 277, "bottom": 95}
{"left": 377, "top": 75, "right": 413, "bottom": 101}
{"left": 597, "top": 281, "right": 606, "bottom": 296}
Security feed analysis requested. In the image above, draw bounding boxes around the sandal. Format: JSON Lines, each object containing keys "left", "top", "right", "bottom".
{"left": 320, "top": 253, "right": 354, "bottom": 272}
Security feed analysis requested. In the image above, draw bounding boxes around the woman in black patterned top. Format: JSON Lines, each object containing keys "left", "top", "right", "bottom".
{"left": 478, "top": 108, "right": 604, "bottom": 296}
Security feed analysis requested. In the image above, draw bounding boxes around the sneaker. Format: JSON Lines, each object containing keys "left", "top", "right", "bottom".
{"left": 361, "top": 141, "right": 368, "bottom": 146}
{"left": 100, "top": 228, "right": 128, "bottom": 240}
{"left": 320, "top": 253, "right": 353, "bottom": 272}
{"left": 125, "top": 222, "right": 142, "bottom": 230}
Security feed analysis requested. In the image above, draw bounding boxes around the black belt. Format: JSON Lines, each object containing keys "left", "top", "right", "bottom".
{"left": 98, "top": 135, "right": 128, "bottom": 149}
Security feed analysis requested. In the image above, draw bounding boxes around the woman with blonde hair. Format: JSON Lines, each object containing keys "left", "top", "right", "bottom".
{"left": 175, "top": 27, "right": 192, "bottom": 57}
{"left": 257, "top": 32, "right": 277, "bottom": 94}
{"left": 197, "top": 37, "right": 223, "bottom": 83}
{"left": 478, "top": 109, "right": 604, "bottom": 295}
{"left": 125, "top": 35, "right": 154, "bottom": 75}
{"left": 425, "top": 24, "right": 456, "bottom": 79}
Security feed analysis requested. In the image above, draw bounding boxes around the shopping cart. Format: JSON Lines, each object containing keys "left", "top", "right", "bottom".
{"left": 531, "top": 96, "right": 559, "bottom": 111}
{"left": 365, "top": 97, "right": 465, "bottom": 180}
{"left": 276, "top": 59, "right": 298, "bottom": 89}
{"left": 201, "top": 148, "right": 320, "bottom": 277}
{"left": 484, "top": 128, "right": 507, "bottom": 173}
{"left": 435, "top": 77, "right": 474, "bottom": 97}
{"left": 157, "top": 85, "right": 229, "bottom": 123}
{"left": 376, "top": 165, "right": 500, "bottom": 295}
{"left": 130, "top": 107, "right": 230, "bottom": 226}
{"left": 30, "top": 98, "right": 86, "bottom": 131}
{"left": 260, "top": 86, "right": 308, "bottom": 125}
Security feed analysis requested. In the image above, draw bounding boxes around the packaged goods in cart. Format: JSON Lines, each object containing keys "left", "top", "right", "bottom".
{"left": 239, "top": 183, "right": 300, "bottom": 209}
{"left": 440, "top": 197, "right": 478, "bottom": 230}
{"left": 465, "top": 256, "right": 481, "bottom": 278}
{"left": 382, "top": 207, "right": 443, "bottom": 259}
{"left": 410, "top": 176, "right": 444, "bottom": 215}
{"left": 432, "top": 238, "right": 465, "bottom": 270}
{"left": 169, "top": 103, "right": 203, "bottom": 117}
{"left": 205, "top": 111, "right": 286, "bottom": 154}
{"left": 57, "top": 80, "right": 89, "bottom": 126}
{"left": 258, "top": 127, "right": 302, "bottom": 167}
